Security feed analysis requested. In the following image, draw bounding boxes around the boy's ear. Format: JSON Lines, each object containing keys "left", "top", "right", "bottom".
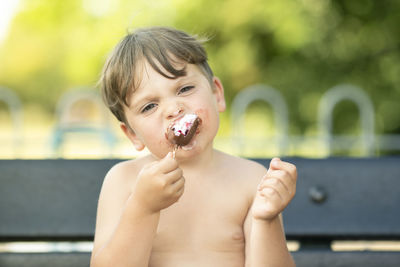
{"left": 212, "top": 77, "right": 226, "bottom": 112}
{"left": 120, "top": 123, "right": 145, "bottom": 151}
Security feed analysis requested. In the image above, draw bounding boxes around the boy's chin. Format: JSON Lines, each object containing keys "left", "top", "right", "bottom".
{"left": 175, "top": 141, "right": 202, "bottom": 160}
{"left": 181, "top": 140, "right": 197, "bottom": 151}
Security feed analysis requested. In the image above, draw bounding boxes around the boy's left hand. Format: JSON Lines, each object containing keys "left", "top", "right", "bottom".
{"left": 252, "top": 158, "right": 297, "bottom": 221}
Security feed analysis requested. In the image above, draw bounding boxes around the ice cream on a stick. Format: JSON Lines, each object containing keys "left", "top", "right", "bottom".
{"left": 166, "top": 113, "right": 201, "bottom": 147}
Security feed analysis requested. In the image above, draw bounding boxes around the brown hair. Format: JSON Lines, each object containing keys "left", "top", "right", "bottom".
{"left": 100, "top": 27, "right": 214, "bottom": 124}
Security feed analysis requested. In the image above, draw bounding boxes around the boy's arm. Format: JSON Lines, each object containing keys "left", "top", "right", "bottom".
{"left": 245, "top": 158, "right": 297, "bottom": 267}
{"left": 91, "top": 186, "right": 160, "bottom": 267}
{"left": 90, "top": 153, "right": 185, "bottom": 267}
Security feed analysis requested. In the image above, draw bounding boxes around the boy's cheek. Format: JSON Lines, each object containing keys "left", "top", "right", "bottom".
{"left": 195, "top": 108, "right": 216, "bottom": 131}
{"left": 143, "top": 139, "right": 171, "bottom": 160}
{"left": 195, "top": 108, "right": 208, "bottom": 121}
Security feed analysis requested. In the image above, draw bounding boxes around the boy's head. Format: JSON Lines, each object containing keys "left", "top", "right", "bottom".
{"left": 100, "top": 27, "right": 214, "bottom": 126}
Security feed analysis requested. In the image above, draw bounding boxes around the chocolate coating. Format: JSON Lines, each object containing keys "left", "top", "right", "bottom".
{"left": 167, "top": 116, "right": 201, "bottom": 146}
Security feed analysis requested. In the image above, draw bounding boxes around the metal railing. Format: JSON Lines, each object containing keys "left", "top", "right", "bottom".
{"left": 50, "top": 88, "right": 116, "bottom": 157}
{"left": 231, "top": 84, "right": 289, "bottom": 155}
{"left": 318, "top": 84, "right": 375, "bottom": 156}
{"left": 230, "top": 83, "right": 400, "bottom": 156}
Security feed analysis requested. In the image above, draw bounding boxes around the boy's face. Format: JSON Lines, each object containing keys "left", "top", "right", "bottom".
{"left": 121, "top": 59, "right": 226, "bottom": 160}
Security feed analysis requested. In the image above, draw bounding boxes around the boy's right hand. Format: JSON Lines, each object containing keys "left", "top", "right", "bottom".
{"left": 131, "top": 152, "right": 185, "bottom": 214}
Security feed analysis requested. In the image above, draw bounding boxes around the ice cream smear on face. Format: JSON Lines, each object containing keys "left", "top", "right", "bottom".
{"left": 167, "top": 114, "right": 201, "bottom": 147}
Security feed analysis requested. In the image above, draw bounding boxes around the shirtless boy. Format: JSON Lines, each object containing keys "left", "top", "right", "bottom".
{"left": 90, "top": 27, "right": 297, "bottom": 267}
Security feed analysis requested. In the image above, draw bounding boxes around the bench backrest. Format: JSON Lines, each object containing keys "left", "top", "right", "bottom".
{"left": 1, "top": 157, "right": 399, "bottom": 266}
{"left": 0, "top": 159, "right": 118, "bottom": 241}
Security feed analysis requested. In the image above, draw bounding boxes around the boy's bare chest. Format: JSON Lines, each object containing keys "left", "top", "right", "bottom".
{"left": 152, "top": 178, "right": 250, "bottom": 253}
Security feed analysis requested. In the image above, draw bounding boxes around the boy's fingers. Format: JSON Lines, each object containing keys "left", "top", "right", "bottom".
{"left": 260, "top": 170, "right": 296, "bottom": 197}
{"left": 158, "top": 152, "right": 179, "bottom": 173}
{"left": 259, "top": 176, "right": 291, "bottom": 198}
{"left": 174, "top": 182, "right": 185, "bottom": 199}
{"left": 273, "top": 169, "right": 295, "bottom": 187}
{"left": 170, "top": 175, "right": 185, "bottom": 192}
{"left": 260, "top": 174, "right": 290, "bottom": 192}
{"left": 268, "top": 157, "right": 281, "bottom": 170}
{"left": 268, "top": 158, "right": 297, "bottom": 179}
{"left": 165, "top": 168, "right": 184, "bottom": 184}
{"left": 260, "top": 186, "right": 283, "bottom": 202}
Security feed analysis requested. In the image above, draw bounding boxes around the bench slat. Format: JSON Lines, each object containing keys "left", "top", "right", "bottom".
{"left": 293, "top": 250, "right": 400, "bottom": 267}
{"left": 0, "top": 252, "right": 90, "bottom": 267}
{"left": 0, "top": 159, "right": 120, "bottom": 240}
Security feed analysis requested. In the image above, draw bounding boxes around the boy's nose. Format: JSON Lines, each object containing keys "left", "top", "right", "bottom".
{"left": 166, "top": 104, "right": 184, "bottom": 120}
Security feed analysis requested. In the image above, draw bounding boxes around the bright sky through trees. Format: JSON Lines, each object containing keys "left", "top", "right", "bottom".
{"left": 0, "top": 0, "right": 20, "bottom": 43}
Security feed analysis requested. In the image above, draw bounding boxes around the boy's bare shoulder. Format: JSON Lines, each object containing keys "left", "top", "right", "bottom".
{"left": 216, "top": 150, "right": 268, "bottom": 183}
{"left": 214, "top": 151, "right": 268, "bottom": 205}
{"left": 217, "top": 150, "right": 267, "bottom": 172}
{"left": 101, "top": 154, "right": 155, "bottom": 192}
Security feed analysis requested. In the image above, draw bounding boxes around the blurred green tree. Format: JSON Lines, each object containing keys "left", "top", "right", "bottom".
{"left": 0, "top": 0, "right": 399, "bottom": 140}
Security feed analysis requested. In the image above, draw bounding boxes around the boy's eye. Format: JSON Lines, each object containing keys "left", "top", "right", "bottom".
{"left": 178, "top": 86, "right": 194, "bottom": 95}
{"left": 141, "top": 103, "right": 157, "bottom": 113}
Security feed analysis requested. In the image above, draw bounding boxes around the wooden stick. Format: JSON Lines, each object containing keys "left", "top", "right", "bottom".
{"left": 172, "top": 145, "right": 178, "bottom": 159}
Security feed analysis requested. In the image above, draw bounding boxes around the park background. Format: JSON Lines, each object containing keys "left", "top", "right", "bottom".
{"left": 0, "top": 0, "right": 399, "bottom": 159}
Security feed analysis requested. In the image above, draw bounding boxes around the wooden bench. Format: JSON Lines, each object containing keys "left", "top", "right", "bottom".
{"left": 0, "top": 157, "right": 399, "bottom": 266}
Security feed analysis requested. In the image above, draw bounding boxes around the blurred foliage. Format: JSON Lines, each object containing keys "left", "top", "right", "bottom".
{"left": 0, "top": 0, "right": 399, "bottom": 138}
